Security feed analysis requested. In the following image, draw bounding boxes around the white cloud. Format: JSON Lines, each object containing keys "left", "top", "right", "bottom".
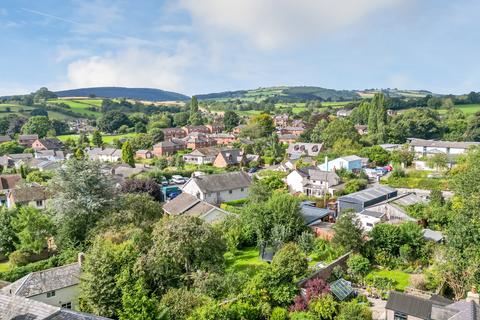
{"left": 63, "top": 43, "right": 195, "bottom": 92}
{"left": 55, "top": 45, "right": 88, "bottom": 62}
{"left": 179, "top": 0, "right": 408, "bottom": 49}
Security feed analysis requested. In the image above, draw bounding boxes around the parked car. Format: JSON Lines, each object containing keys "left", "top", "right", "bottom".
{"left": 248, "top": 167, "right": 258, "bottom": 174}
{"left": 161, "top": 176, "right": 169, "bottom": 186}
{"left": 171, "top": 175, "right": 186, "bottom": 184}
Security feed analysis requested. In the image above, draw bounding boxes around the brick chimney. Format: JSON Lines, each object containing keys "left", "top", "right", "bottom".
{"left": 467, "top": 286, "right": 479, "bottom": 305}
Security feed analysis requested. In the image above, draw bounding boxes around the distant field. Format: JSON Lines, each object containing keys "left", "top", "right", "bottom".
{"left": 48, "top": 99, "right": 102, "bottom": 117}
{"left": 58, "top": 132, "right": 138, "bottom": 143}
{"left": 0, "top": 103, "right": 73, "bottom": 120}
{"left": 438, "top": 104, "right": 480, "bottom": 115}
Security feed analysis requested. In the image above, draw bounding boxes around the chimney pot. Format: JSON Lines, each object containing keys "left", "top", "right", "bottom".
{"left": 78, "top": 252, "right": 85, "bottom": 267}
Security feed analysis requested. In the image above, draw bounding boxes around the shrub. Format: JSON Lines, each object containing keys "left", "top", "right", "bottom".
{"left": 270, "top": 307, "right": 289, "bottom": 320}
{"left": 9, "top": 250, "right": 30, "bottom": 267}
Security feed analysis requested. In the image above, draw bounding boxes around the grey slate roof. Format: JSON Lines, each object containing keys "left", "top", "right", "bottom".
{"left": 189, "top": 171, "right": 252, "bottom": 193}
{"left": 409, "top": 138, "right": 480, "bottom": 149}
{"left": 358, "top": 210, "right": 385, "bottom": 219}
{"left": 300, "top": 201, "right": 332, "bottom": 226}
{"left": 163, "top": 193, "right": 232, "bottom": 220}
{"left": 423, "top": 228, "right": 444, "bottom": 242}
{"left": 1, "top": 263, "right": 80, "bottom": 298}
{"left": 297, "top": 168, "right": 341, "bottom": 186}
{"left": 287, "top": 143, "right": 323, "bottom": 157}
{"left": 36, "top": 138, "right": 63, "bottom": 150}
{"left": 0, "top": 136, "right": 12, "bottom": 143}
{"left": 386, "top": 291, "right": 432, "bottom": 319}
{"left": 339, "top": 185, "right": 397, "bottom": 205}
{"left": 0, "top": 293, "right": 110, "bottom": 320}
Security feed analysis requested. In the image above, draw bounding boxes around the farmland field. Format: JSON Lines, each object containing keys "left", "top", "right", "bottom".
{"left": 58, "top": 132, "right": 139, "bottom": 143}
{"left": 48, "top": 99, "right": 102, "bottom": 117}
{"left": 0, "top": 104, "right": 73, "bottom": 120}
{"left": 438, "top": 104, "right": 480, "bottom": 115}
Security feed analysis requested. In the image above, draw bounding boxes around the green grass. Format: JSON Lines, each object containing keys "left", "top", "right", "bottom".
{"left": 57, "top": 132, "right": 139, "bottom": 143}
{"left": 381, "top": 170, "right": 449, "bottom": 190}
{"left": 48, "top": 99, "right": 102, "bottom": 117}
{"left": 438, "top": 104, "right": 480, "bottom": 115}
{"left": 0, "top": 261, "right": 10, "bottom": 273}
{"left": 365, "top": 269, "right": 411, "bottom": 291}
{"left": 225, "top": 247, "right": 268, "bottom": 276}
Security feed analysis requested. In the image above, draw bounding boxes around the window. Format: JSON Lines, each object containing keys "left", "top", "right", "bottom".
{"left": 229, "top": 190, "right": 233, "bottom": 194}
{"left": 240, "top": 188, "right": 244, "bottom": 192}
{"left": 61, "top": 302, "right": 72, "bottom": 309}
{"left": 394, "top": 312, "right": 407, "bottom": 320}
{"left": 366, "top": 223, "right": 373, "bottom": 227}
{"left": 36, "top": 200, "right": 43, "bottom": 207}
{"left": 46, "top": 290, "right": 56, "bottom": 298}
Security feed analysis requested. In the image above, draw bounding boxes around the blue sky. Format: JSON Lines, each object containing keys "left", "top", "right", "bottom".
{"left": 0, "top": 0, "right": 479, "bottom": 96}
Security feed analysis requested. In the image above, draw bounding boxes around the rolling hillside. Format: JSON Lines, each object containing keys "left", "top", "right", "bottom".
{"left": 55, "top": 87, "right": 190, "bottom": 101}
{"left": 196, "top": 86, "right": 361, "bottom": 102}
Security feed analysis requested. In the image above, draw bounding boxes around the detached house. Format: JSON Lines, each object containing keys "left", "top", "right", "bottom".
{"left": 1, "top": 258, "right": 82, "bottom": 309}
{"left": 213, "top": 149, "right": 246, "bottom": 168}
{"left": 7, "top": 185, "right": 50, "bottom": 209}
{"left": 286, "top": 167, "right": 342, "bottom": 197}
{"left": 18, "top": 134, "right": 39, "bottom": 147}
{"left": 153, "top": 139, "right": 185, "bottom": 157}
{"left": 31, "top": 138, "right": 63, "bottom": 151}
{"left": 183, "top": 132, "right": 216, "bottom": 149}
{"left": 183, "top": 147, "right": 221, "bottom": 165}
{"left": 210, "top": 133, "right": 237, "bottom": 145}
{"left": 87, "top": 148, "right": 122, "bottom": 162}
{"left": 286, "top": 143, "right": 323, "bottom": 159}
{"left": 408, "top": 138, "right": 480, "bottom": 157}
{"left": 318, "top": 155, "right": 363, "bottom": 172}
{"left": 162, "top": 127, "right": 187, "bottom": 140}
{"left": 163, "top": 193, "right": 233, "bottom": 223}
{"left": 182, "top": 171, "right": 252, "bottom": 204}
{"left": 206, "top": 123, "right": 224, "bottom": 134}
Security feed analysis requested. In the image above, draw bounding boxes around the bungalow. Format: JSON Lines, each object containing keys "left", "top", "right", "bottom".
{"left": 0, "top": 257, "right": 82, "bottom": 309}
{"left": 153, "top": 139, "right": 185, "bottom": 157}
{"left": 182, "top": 132, "right": 216, "bottom": 150}
{"left": 182, "top": 125, "right": 210, "bottom": 135}
{"left": 0, "top": 293, "right": 110, "bottom": 319}
{"left": 162, "top": 127, "right": 187, "bottom": 140}
{"left": 337, "top": 185, "right": 397, "bottom": 214}
{"left": 286, "top": 142, "right": 323, "bottom": 159}
{"left": 385, "top": 290, "right": 479, "bottom": 320}
{"left": 286, "top": 167, "right": 342, "bottom": 197}
{"left": 18, "top": 134, "right": 39, "bottom": 147}
{"left": 34, "top": 150, "right": 65, "bottom": 161}
{"left": 318, "top": 155, "right": 363, "bottom": 172}
{"left": 31, "top": 138, "right": 63, "bottom": 151}
{"left": 183, "top": 147, "right": 221, "bottom": 165}
{"left": 213, "top": 149, "right": 246, "bottom": 168}
{"left": 7, "top": 185, "right": 50, "bottom": 209}
{"left": 135, "top": 149, "right": 153, "bottom": 159}
{"left": 210, "top": 133, "right": 237, "bottom": 145}
{"left": 86, "top": 148, "right": 122, "bottom": 162}
{"left": 162, "top": 192, "right": 233, "bottom": 223}
{"left": 182, "top": 171, "right": 252, "bottom": 204}
{"left": 408, "top": 138, "right": 480, "bottom": 157}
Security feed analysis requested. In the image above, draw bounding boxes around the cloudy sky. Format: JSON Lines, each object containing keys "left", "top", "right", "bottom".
{"left": 0, "top": 0, "right": 479, "bottom": 96}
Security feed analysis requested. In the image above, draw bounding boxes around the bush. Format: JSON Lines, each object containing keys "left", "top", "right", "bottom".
{"left": 0, "top": 255, "right": 60, "bottom": 282}
{"left": 270, "top": 307, "right": 289, "bottom": 320}
{"left": 9, "top": 250, "right": 30, "bottom": 267}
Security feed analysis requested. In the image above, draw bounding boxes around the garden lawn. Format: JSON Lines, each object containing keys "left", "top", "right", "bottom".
{"left": 225, "top": 247, "right": 268, "bottom": 276}
{"left": 0, "top": 261, "right": 10, "bottom": 272}
{"left": 365, "top": 269, "right": 411, "bottom": 292}
{"left": 381, "top": 170, "right": 449, "bottom": 190}
{"left": 57, "top": 132, "right": 139, "bottom": 143}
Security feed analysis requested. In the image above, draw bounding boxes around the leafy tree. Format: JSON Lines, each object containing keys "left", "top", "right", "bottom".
{"left": 173, "top": 112, "right": 189, "bottom": 127}
{"left": 0, "top": 208, "right": 18, "bottom": 255}
{"left": 50, "top": 159, "right": 116, "bottom": 244}
{"left": 21, "top": 116, "right": 52, "bottom": 138}
{"left": 388, "top": 108, "right": 441, "bottom": 143}
{"left": 92, "top": 130, "right": 103, "bottom": 147}
{"left": 308, "top": 294, "right": 338, "bottom": 320}
{"left": 122, "top": 141, "right": 135, "bottom": 167}
{"left": 271, "top": 242, "right": 308, "bottom": 282}
{"left": 223, "top": 110, "right": 241, "bottom": 131}
{"left": 51, "top": 119, "right": 69, "bottom": 135}
{"left": 118, "top": 278, "right": 167, "bottom": 320}
{"left": 135, "top": 122, "right": 147, "bottom": 133}
{"left": 0, "top": 142, "right": 25, "bottom": 156}
{"left": 332, "top": 211, "right": 364, "bottom": 252}
{"left": 390, "top": 145, "right": 414, "bottom": 167}
{"left": 270, "top": 307, "right": 289, "bottom": 320}
{"left": 336, "top": 300, "right": 372, "bottom": 320}
{"left": 250, "top": 113, "right": 275, "bottom": 137}
{"left": 360, "top": 146, "right": 390, "bottom": 166}
{"left": 310, "top": 119, "right": 328, "bottom": 143}
{"left": 370, "top": 223, "right": 402, "bottom": 256}
{"left": 30, "top": 108, "right": 49, "bottom": 117}
{"left": 346, "top": 254, "right": 370, "bottom": 284}
{"left": 141, "top": 216, "right": 226, "bottom": 293}
{"left": 321, "top": 118, "right": 360, "bottom": 147}
{"left": 367, "top": 93, "right": 387, "bottom": 143}
{"left": 148, "top": 128, "right": 165, "bottom": 143}
{"left": 12, "top": 207, "right": 54, "bottom": 254}
{"left": 189, "top": 96, "right": 203, "bottom": 125}
{"left": 98, "top": 111, "right": 132, "bottom": 133}
{"left": 426, "top": 153, "right": 448, "bottom": 171}
{"left": 160, "top": 288, "right": 211, "bottom": 320}
{"left": 33, "top": 87, "right": 57, "bottom": 101}
{"left": 120, "top": 178, "right": 162, "bottom": 201}
{"left": 80, "top": 238, "right": 139, "bottom": 318}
